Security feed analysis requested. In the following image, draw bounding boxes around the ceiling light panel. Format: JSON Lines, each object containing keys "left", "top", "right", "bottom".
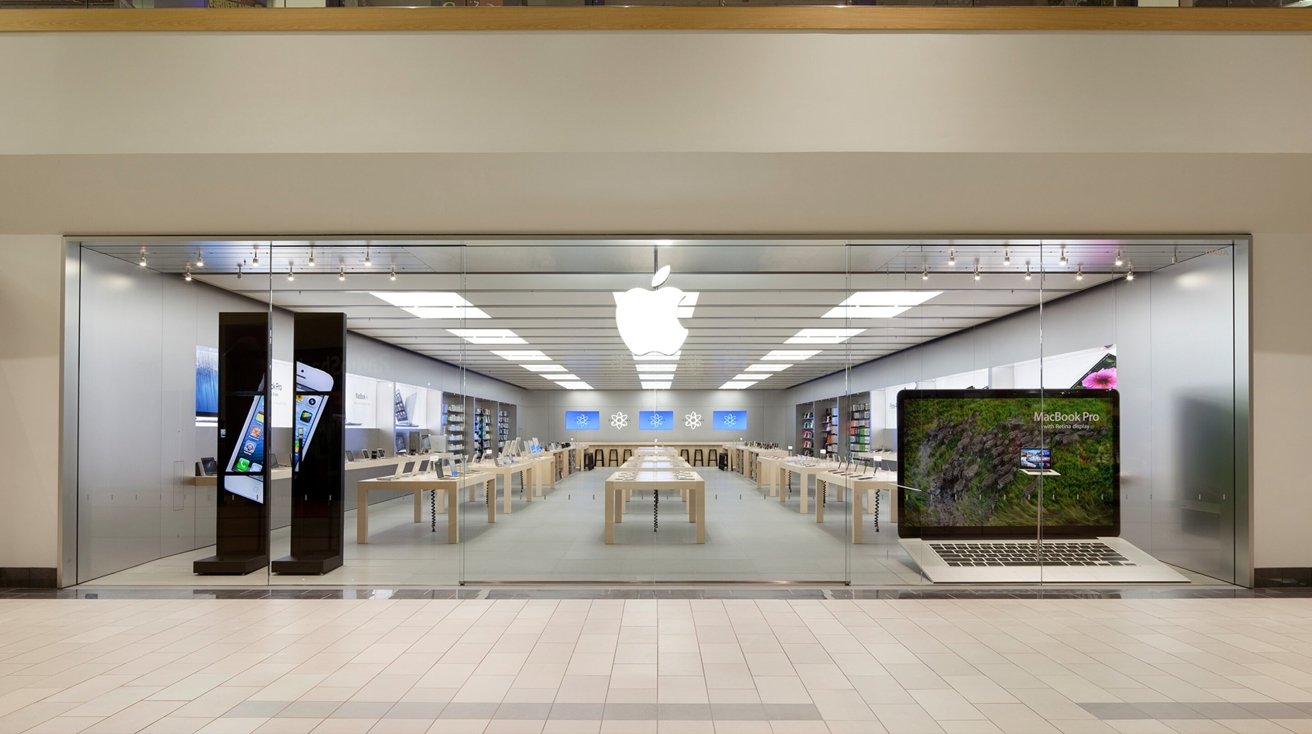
{"left": 641, "top": 381, "right": 673, "bottom": 390}
{"left": 522, "top": 364, "right": 567, "bottom": 372}
{"left": 546, "top": 374, "right": 580, "bottom": 381}
{"left": 371, "top": 291, "right": 490, "bottom": 319}
{"left": 821, "top": 291, "right": 941, "bottom": 319}
{"left": 732, "top": 373, "right": 767, "bottom": 382}
{"left": 761, "top": 350, "right": 821, "bottom": 361}
{"left": 556, "top": 381, "right": 593, "bottom": 390}
{"left": 785, "top": 329, "right": 864, "bottom": 345}
{"left": 634, "top": 352, "right": 680, "bottom": 361}
{"left": 719, "top": 381, "right": 756, "bottom": 390}
{"left": 447, "top": 329, "right": 526, "bottom": 344}
{"left": 493, "top": 350, "right": 550, "bottom": 361}
{"left": 744, "top": 364, "right": 791, "bottom": 372}
{"left": 634, "top": 364, "right": 677, "bottom": 372}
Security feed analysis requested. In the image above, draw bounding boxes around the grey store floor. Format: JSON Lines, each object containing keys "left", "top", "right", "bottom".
{"left": 81, "top": 469, "right": 1220, "bottom": 588}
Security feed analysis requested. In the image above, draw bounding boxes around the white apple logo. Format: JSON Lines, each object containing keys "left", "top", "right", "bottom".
{"left": 613, "top": 265, "right": 694, "bottom": 356}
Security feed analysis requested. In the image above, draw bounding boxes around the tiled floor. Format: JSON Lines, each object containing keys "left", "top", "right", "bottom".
{"left": 79, "top": 469, "right": 1221, "bottom": 588}
{"left": 3, "top": 597, "right": 1312, "bottom": 733}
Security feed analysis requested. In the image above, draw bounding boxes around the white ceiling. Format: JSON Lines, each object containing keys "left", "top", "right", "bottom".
{"left": 82, "top": 238, "right": 1231, "bottom": 391}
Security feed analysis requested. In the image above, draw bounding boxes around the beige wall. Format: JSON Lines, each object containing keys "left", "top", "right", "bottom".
{"left": 0, "top": 236, "right": 63, "bottom": 571}
{"left": 0, "top": 31, "right": 1309, "bottom": 579}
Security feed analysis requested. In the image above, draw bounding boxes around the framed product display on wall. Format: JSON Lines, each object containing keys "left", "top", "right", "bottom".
{"left": 712, "top": 410, "right": 748, "bottom": 431}
{"left": 565, "top": 410, "right": 601, "bottom": 430}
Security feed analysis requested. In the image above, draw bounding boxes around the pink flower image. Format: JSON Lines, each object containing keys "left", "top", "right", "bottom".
{"left": 1082, "top": 368, "right": 1117, "bottom": 390}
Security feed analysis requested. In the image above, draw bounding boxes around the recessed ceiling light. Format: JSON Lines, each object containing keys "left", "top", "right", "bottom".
{"left": 785, "top": 329, "right": 864, "bottom": 345}
{"left": 762, "top": 350, "right": 820, "bottom": 361}
{"left": 744, "top": 364, "right": 790, "bottom": 372}
{"left": 821, "top": 291, "right": 941, "bottom": 319}
{"left": 493, "top": 350, "right": 550, "bottom": 361}
{"left": 641, "top": 381, "right": 672, "bottom": 390}
{"left": 637, "top": 374, "right": 674, "bottom": 383}
{"left": 546, "top": 373, "right": 581, "bottom": 382}
{"left": 634, "top": 364, "right": 677, "bottom": 372}
{"left": 634, "top": 352, "right": 680, "bottom": 361}
{"left": 522, "top": 364, "right": 566, "bottom": 373}
{"left": 732, "top": 374, "right": 767, "bottom": 382}
{"left": 719, "top": 381, "right": 756, "bottom": 390}
{"left": 371, "top": 292, "right": 489, "bottom": 319}
{"left": 447, "top": 329, "right": 526, "bottom": 345}
{"left": 555, "top": 381, "right": 593, "bottom": 390}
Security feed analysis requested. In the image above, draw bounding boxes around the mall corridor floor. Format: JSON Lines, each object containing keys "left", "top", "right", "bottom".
{"left": 2, "top": 596, "right": 1312, "bottom": 733}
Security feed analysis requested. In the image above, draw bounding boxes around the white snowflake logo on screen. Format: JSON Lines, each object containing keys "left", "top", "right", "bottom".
{"left": 684, "top": 412, "right": 703, "bottom": 429}
{"left": 575, "top": 414, "right": 591, "bottom": 428}
{"left": 723, "top": 413, "right": 737, "bottom": 427}
{"left": 610, "top": 412, "right": 629, "bottom": 430}
{"left": 650, "top": 413, "right": 664, "bottom": 427}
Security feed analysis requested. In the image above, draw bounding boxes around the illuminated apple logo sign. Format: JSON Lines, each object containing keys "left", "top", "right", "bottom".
{"left": 613, "top": 266, "right": 697, "bottom": 356}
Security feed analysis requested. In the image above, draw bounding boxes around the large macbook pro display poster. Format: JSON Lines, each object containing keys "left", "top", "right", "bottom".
{"left": 897, "top": 389, "right": 1119, "bottom": 539}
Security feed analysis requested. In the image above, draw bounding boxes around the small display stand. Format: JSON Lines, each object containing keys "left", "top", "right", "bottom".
{"left": 273, "top": 312, "right": 347, "bottom": 575}
{"left": 195, "top": 312, "right": 270, "bottom": 575}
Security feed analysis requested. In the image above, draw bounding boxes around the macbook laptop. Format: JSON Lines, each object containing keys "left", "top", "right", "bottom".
{"left": 896, "top": 389, "right": 1186, "bottom": 583}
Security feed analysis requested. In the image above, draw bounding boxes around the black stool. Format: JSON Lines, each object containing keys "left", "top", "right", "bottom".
{"left": 680, "top": 449, "right": 691, "bottom": 463}
{"left": 693, "top": 449, "right": 704, "bottom": 466}
{"left": 608, "top": 449, "right": 620, "bottom": 466}
{"left": 706, "top": 448, "right": 719, "bottom": 469}
{"left": 621, "top": 449, "right": 633, "bottom": 463}
{"left": 593, "top": 448, "right": 605, "bottom": 467}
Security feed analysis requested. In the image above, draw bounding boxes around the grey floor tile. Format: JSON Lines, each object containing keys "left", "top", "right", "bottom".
{"left": 440, "top": 703, "right": 501, "bottom": 719}
{"left": 386, "top": 702, "right": 448, "bottom": 719}
{"left": 1241, "top": 702, "right": 1310, "bottom": 718}
{"left": 658, "top": 703, "right": 711, "bottom": 720}
{"left": 333, "top": 701, "right": 395, "bottom": 719}
{"left": 278, "top": 701, "right": 342, "bottom": 718}
{"left": 224, "top": 700, "right": 291, "bottom": 718}
{"left": 711, "top": 703, "right": 767, "bottom": 721}
{"left": 604, "top": 703, "right": 660, "bottom": 720}
{"left": 762, "top": 704, "right": 822, "bottom": 720}
{"left": 1187, "top": 702, "right": 1262, "bottom": 719}
{"left": 1081, "top": 703, "right": 1149, "bottom": 720}
{"left": 1131, "top": 703, "right": 1204, "bottom": 719}
{"left": 550, "top": 703, "right": 605, "bottom": 719}
{"left": 495, "top": 702, "right": 553, "bottom": 719}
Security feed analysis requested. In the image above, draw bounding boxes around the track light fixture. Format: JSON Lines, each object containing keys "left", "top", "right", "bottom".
{"left": 1076, "top": 264, "right": 1084, "bottom": 281}
{"left": 1114, "top": 249, "right": 1124, "bottom": 267}
{"left": 338, "top": 266, "right": 346, "bottom": 282}
{"left": 364, "top": 246, "right": 372, "bottom": 267}
{"left": 1059, "top": 246, "right": 1068, "bottom": 266}
{"left": 194, "top": 249, "right": 204, "bottom": 268}
{"left": 973, "top": 260, "right": 981, "bottom": 281}
{"left": 138, "top": 247, "right": 147, "bottom": 267}
{"left": 237, "top": 262, "right": 243, "bottom": 280}
{"left": 1024, "top": 261, "right": 1032, "bottom": 281}
{"left": 308, "top": 246, "right": 316, "bottom": 267}
{"left": 948, "top": 248, "right": 956, "bottom": 266}
{"left": 1003, "top": 248, "right": 1011, "bottom": 266}
{"left": 1126, "top": 264, "right": 1135, "bottom": 281}
{"left": 252, "top": 248, "right": 259, "bottom": 267}
{"left": 183, "top": 265, "right": 192, "bottom": 282}
{"left": 921, "top": 267, "right": 929, "bottom": 281}
{"left": 287, "top": 263, "right": 295, "bottom": 282}
{"left": 389, "top": 265, "right": 397, "bottom": 282}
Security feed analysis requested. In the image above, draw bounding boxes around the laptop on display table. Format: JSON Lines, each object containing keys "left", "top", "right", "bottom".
{"left": 896, "top": 389, "right": 1186, "bottom": 583}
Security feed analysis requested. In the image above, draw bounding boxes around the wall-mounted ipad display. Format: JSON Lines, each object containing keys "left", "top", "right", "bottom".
{"left": 195, "top": 345, "right": 218, "bottom": 426}
{"left": 897, "top": 389, "right": 1119, "bottom": 539}
{"left": 394, "top": 382, "right": 427, "bottom": 429}
{"left": 712, "top": 410, "right": 748, "bottom": 431}
{"left": 565, "top": 410, "right": 601, "bottom": 431}
{"left": 638, "top": 410, "right": 674, "bottom": 431}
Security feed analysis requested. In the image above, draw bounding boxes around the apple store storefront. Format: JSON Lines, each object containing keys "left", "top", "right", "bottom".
{"left": 63, "top": 238, "right": 1250, "bottom": 588}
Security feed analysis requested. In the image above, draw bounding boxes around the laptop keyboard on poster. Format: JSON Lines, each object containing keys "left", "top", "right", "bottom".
{"left": 928, "top": 541, "right": 1134, "bottom": 567}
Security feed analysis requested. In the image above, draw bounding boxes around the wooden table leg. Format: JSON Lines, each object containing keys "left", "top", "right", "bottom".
{"left": 486, "top": 479, "right": 495, "bottom": 524}
{"left": 816, "top": 479, "right": 825, "bottom": 523}
{"left": 413, "top": 489, "right": 422, "bottom": 523}
{"left": 799, "top": 474, "right": 809, "bottom": 514}
{"left": 356, "top": 485, "right": 368, "bottom": 544}
{"left": 604, "top": 484, "right": 615, "bottom": 544}
{"left": 449, "top": 488, "right": 460, "bottom": 544}
{"left": 696, "top": 486, "right": 706, "bottom": 543}
{"left": 503, "top": 474, "right": 512, "bottom": 515}
{"left": 852, "top": 488, "right": 864, "bottom": 544}
{"left": 688, "top": 490, "right": 695, "bottom": 522}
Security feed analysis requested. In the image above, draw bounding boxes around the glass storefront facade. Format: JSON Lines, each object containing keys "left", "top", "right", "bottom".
{"left": 64, "top": 237, "right": 1248, "bottom": 587}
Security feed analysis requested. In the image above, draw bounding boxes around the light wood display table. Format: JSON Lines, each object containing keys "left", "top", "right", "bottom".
{"left": 189, "top": 454, "right": 412, "bottom": 485}
{"left": 814, "top": 468, "right": 899, "bottom": 541}
{"left": 354, "top": 471, "right": 493, "bottom": 544}
{"left": 584, "top": 442, "right": 729, "bottom": 468}
{"left": 603, "top": 469, "right": 706, "bottom": 544}
{"left": 467, "top": 457, "right": 551, "bottom": 514}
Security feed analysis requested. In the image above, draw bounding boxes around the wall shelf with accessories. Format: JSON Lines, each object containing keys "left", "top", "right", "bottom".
{"left": 443, "top": 393, "right": 466, "bottom": 457}
{"left": 496, "top": 404, "right": 516, "bottom": 452}
{"left": 472, "top": 401, "right": 494, "bottom": 460}
{"left": 796, "top": 404, "right": 815, "bottom": 457}
{"left": 816, "top": 398, "right": 839, "bottom": 458}
{"left": 844, "top": 392, "right": 872, "bottom": 459}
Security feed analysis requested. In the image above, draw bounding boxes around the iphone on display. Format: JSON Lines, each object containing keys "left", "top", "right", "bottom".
{"left": 293, "top": 362, "right": 334, "bottom": 472}
{"left": 225, "top": 388, "right": 267, "bottom": 504}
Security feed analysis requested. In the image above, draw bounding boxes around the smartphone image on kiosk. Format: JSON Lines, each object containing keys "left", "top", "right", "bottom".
{"left": 293, "top": 362, "right": 334, "bottom": 472}
{"left": 224, "top": 385, "right": 268, "bottom": 504}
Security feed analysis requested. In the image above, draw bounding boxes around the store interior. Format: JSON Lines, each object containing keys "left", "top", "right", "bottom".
{"left": 65, "top": 238, "right": 1246, "bottom": 587}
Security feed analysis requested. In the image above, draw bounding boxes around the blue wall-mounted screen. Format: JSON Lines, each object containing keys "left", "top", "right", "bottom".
{"left": 712, "top": 410, "right": 748, "bottom": 431}
{"left": 565, "top": 410, "right": 601, "bottom": 431}
{"left": 638, "top": 410, "right": 675, "bottom": 431}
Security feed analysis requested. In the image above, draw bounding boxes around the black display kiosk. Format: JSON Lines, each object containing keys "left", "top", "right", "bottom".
{"left": 195, "top": 312, "right": 271, "bottom": 575}
{"left": 272, "top": 313, "right": 346, "bottom": 575}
